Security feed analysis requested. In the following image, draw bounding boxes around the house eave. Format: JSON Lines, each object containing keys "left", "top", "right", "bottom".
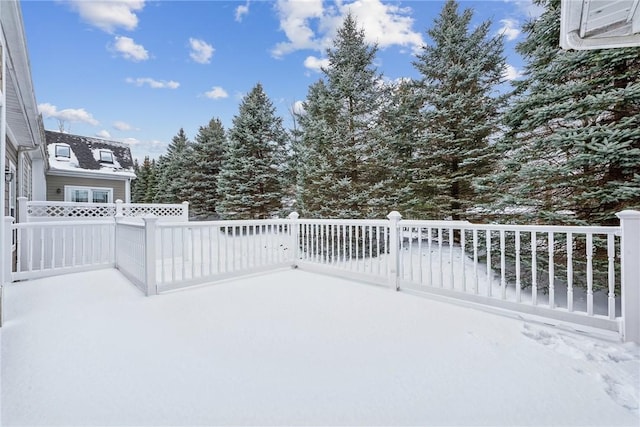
{"left": 47, "top": 168, "right": 136, "bottom": 181}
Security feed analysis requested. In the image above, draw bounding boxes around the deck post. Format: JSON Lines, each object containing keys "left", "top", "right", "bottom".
{"left": 2, "top": 216, "right": 15, "bottom": 326}
{"left": 616, "top": 210, "right": 640, "bottom": 343}
{"left": 181, "top": 201, "right": 189, "bottom": 221}
{"left": 115, "top": 199, "right": 123, "bottom": 217}
{"left": 288, "top": 212, "right": 300, "bottom": 268}
{"left": 387, "top": 211, "right": 402, "bottom": 291}
{"left": 17, "top": 197, "right": 27, "bottom": 223}
{"left": 143, "top": 215, "right": 158, "bottom": 296}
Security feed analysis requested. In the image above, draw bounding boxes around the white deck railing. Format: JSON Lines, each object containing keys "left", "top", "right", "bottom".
{"left": 20, "top": 197, "right": 189, "bottom": 222}
{"left": 11, "top": 219, "right": 115, "bottom": 280}
{"left": 4, "top": 210, "right": 639, "bottom": 342}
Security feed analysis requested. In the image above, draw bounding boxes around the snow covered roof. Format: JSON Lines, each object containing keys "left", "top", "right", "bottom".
{"left": 45, "top": 130, "right": 136, "bottom": 179}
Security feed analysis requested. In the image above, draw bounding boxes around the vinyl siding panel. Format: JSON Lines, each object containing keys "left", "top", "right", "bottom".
{"left": 5, "top": 142, "right": 18, "bottom": 216}
{"left": 46, "top": 175, "right": 126, "bottom": 202}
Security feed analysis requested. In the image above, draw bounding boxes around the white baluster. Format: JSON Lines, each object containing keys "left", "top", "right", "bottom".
{"left": 473, "top": 229, "right": 478, "bottom": 294}
{"left": 607, "top": 233, "right": 616, "bottom": 320}
{"left": 438, "top": 228, "right": 443, "bottom": 287}
{"left": 531, "top": 232, "right": 537, "bottom": 305}
{"left": 449, "top": 228, "right": 454, "bottom": 289}
{"left": 586, "top": 233, "right": 594, "bottom": 316}
{"left": 515, "top": 231, "right": 521, "bottom": 303}
{"left": 461, "top": 229, "right": 466, "bottom": 292}
{"left": 486, "top": 230, "right": 492, "bottom": 297}
{"left": 500, "top": 230, "right": 506, "bottom": 299}
{"left": 567, "top": 232, "right": 573, "bottom": 312}
{"left": 548, "top": 231, "right": 554, "bottom": 309}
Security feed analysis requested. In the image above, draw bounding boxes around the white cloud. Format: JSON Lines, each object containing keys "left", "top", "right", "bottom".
{"left": 502, "top": 64, "right": 522, "bottom": 81}
{"left": 505, "top": 0, "right": 545, "bottom": 20}
{"left": 303, "top": 55, "right": 329, "bottom": 72}
{"left": 272, "top": 0, "right": 424, "bottom": 58}
{"left": 292, "top": 100, "right": 306, "bottom": 115}
{"left": 111, "top": 36, "right": 149, "bottom": 62}
{"left": 67, "top": 0, "right": 145, "bottom": 33}
{"left": 204, "top": 86, "right": 229, "bottom": 100}
{"left": 235, "top": 1, "right": 250, "bottom": 22}
{"left": 130, "top": 139, "right": 167, "bottom": 161}
{"left": 272, "top": 0, "right": 325, "bottom": 57}
{"left": 38, "top": 103, "right": 99, "bottom": 126}
{"left": 189, "top": 38, "right": 214, "bottom": 64}
{"left": 339, "top": 0, "right": 424, "bottom": 52}
{"left": 96, "top": 130, "right": 111, "bottom": 138}
{"left": 126, "top": 77, "right": 180, "bottom": 89}
{"left": 113, "top": 121, "right": 133, "bottom": 131}
{"left": 497, "top": 19, "right": 521, "bottom": 41}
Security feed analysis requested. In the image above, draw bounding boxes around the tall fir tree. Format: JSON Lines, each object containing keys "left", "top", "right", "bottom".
{"left": 132, "top": 156, "right": 153, "bottom": 203}
{"left": 153, "top": 128, "right": 192, "bottom": 204}
{"left": 145, "top": 159, "right": 159, "bottom": 203}
{"left": 412, "top": 0, "right": 506, "bottom": 220}
{"left": 296, "top": 13, "right": 390, "bottom": 219}
{"left": 184, "top": 118, "right": 226, "bottom": 219}
{"left": 377, "top": 79, "right": 426, "bottom": 217}
{"left": 216, "top": 83, "right": 288, "bottom": 219}
{"left": 488, "top": 0, "right": 640, "bottom": 226}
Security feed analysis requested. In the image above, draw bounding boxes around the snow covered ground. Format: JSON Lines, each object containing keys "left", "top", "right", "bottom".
{"left": 2, "top": 268, "right": 638, "bottom": 426}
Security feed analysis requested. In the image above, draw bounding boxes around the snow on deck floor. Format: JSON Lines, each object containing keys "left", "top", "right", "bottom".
{"left": 2, "top": 269, "right": 639, "bottom": 426}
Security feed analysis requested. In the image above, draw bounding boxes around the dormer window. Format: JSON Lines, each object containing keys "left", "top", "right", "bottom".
{"left": 55, "top": 144, "right": 70, "bottom": 158}
{"left": 99, "top": 150, "right": 114, "bottom": 164}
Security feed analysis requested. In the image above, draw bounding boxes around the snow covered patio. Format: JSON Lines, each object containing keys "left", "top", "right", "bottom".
{"left": 2, "top": 268, "right": 638, "bottom": 426}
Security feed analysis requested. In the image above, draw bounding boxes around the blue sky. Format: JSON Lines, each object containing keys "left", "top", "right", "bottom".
{"left": 22, "top": 0, "right": 543, "bottom": 161}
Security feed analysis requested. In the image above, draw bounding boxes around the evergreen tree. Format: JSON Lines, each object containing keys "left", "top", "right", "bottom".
{"left": 132, "top": 156, "right": 153, "bottom": 203}
{"left": 153, "top": 128, "right": 192, "bottom": 204}
{"left": 296, "top": 13, "right": 390, "bottom": 219}
{"left": 377, "top": 79, "right": 426, "bottom": 217}
{"left": 145, "top": 159, "right": 159, "bottom": 203}
{"left": 488, "top": 0, "right": 640, "bottom": 226}
{"left": 184, "top": 118, "right": 226, "bottom": 219}
{"left": 216, "top": 83, "right": 288, "bottom": 219}
{"left": 412, "top": 0, "right": 506, "bottom": 220}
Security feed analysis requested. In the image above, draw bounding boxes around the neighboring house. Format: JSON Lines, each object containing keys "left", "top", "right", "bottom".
{"left": 1, "top": 0, "right": 47, "bottom": 219}
{"left": 45, "top": 130, "right": 136, "bottom": 203}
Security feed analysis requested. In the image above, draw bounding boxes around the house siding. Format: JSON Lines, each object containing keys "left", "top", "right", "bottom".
{"left": 5, "top": 141, "right": 18, "bottom": 216}
{"left": 46, "top": 175, "right": 127, "bottom": 202}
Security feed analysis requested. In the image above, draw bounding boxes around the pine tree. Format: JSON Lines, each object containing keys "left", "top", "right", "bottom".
{"left": 216, "top": 83, "right": 288, "bottom": 219}
{"left": 377, "top": 79, "right": 426, "bottom": 217}
{"left": 488, "top": 0, "right": 640, "bottom": 226}
{"left": 184, "top": 118, "right": 226, "bottom": 219}
{"left": 296, "top": 13, "right": 390, "bottom": 219}
{"left": 411, "top": 0, "right": 506, "bottom": 220}
{"left": 132, "top": 156, "right": 153, "bottom": 203}
{"left": 145, "top": 159, "right": 158, "bottom": 203}
{"left": 153, "top": 128, "right": 192, "bottom": 204}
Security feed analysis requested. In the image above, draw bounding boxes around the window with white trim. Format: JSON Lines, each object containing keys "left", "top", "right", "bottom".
{"left": 64, "top": 186, "right": 113, "bottom": 203}
{"left": 99, "top": 150, "right": 114, "bottom": 164}
{"left": 55, "top": 144, "right": 71, "bottom": 158}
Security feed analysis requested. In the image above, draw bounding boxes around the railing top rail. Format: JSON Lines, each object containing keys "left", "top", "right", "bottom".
{"left": 298, "top": 218, "right": 389, "bottom": 226}
{"left": 27, "top": 201, "right": 114, "bottom": 208}
{"left": 12, "top": 219, "right": 115, "bottom": 228}
{"left": 115, "top": 219, "right": 146, "bottom": 227}
{"left": 401, "top": 220, "right": 620, "bottom": 235}
{"left": 157, "top": 219, "right": 290, "bottom": 228}
{"left": 120, "top": 202, "right": 185, "bottom": 208}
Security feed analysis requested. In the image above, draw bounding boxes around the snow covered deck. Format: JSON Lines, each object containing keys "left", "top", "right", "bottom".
{"left": 2, "top": 268, "right": 639, "bottom": 426}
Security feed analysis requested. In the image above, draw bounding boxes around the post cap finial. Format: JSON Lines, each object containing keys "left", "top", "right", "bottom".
{"left": 387, "top": 211, "right": 402, "bottom": 220}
